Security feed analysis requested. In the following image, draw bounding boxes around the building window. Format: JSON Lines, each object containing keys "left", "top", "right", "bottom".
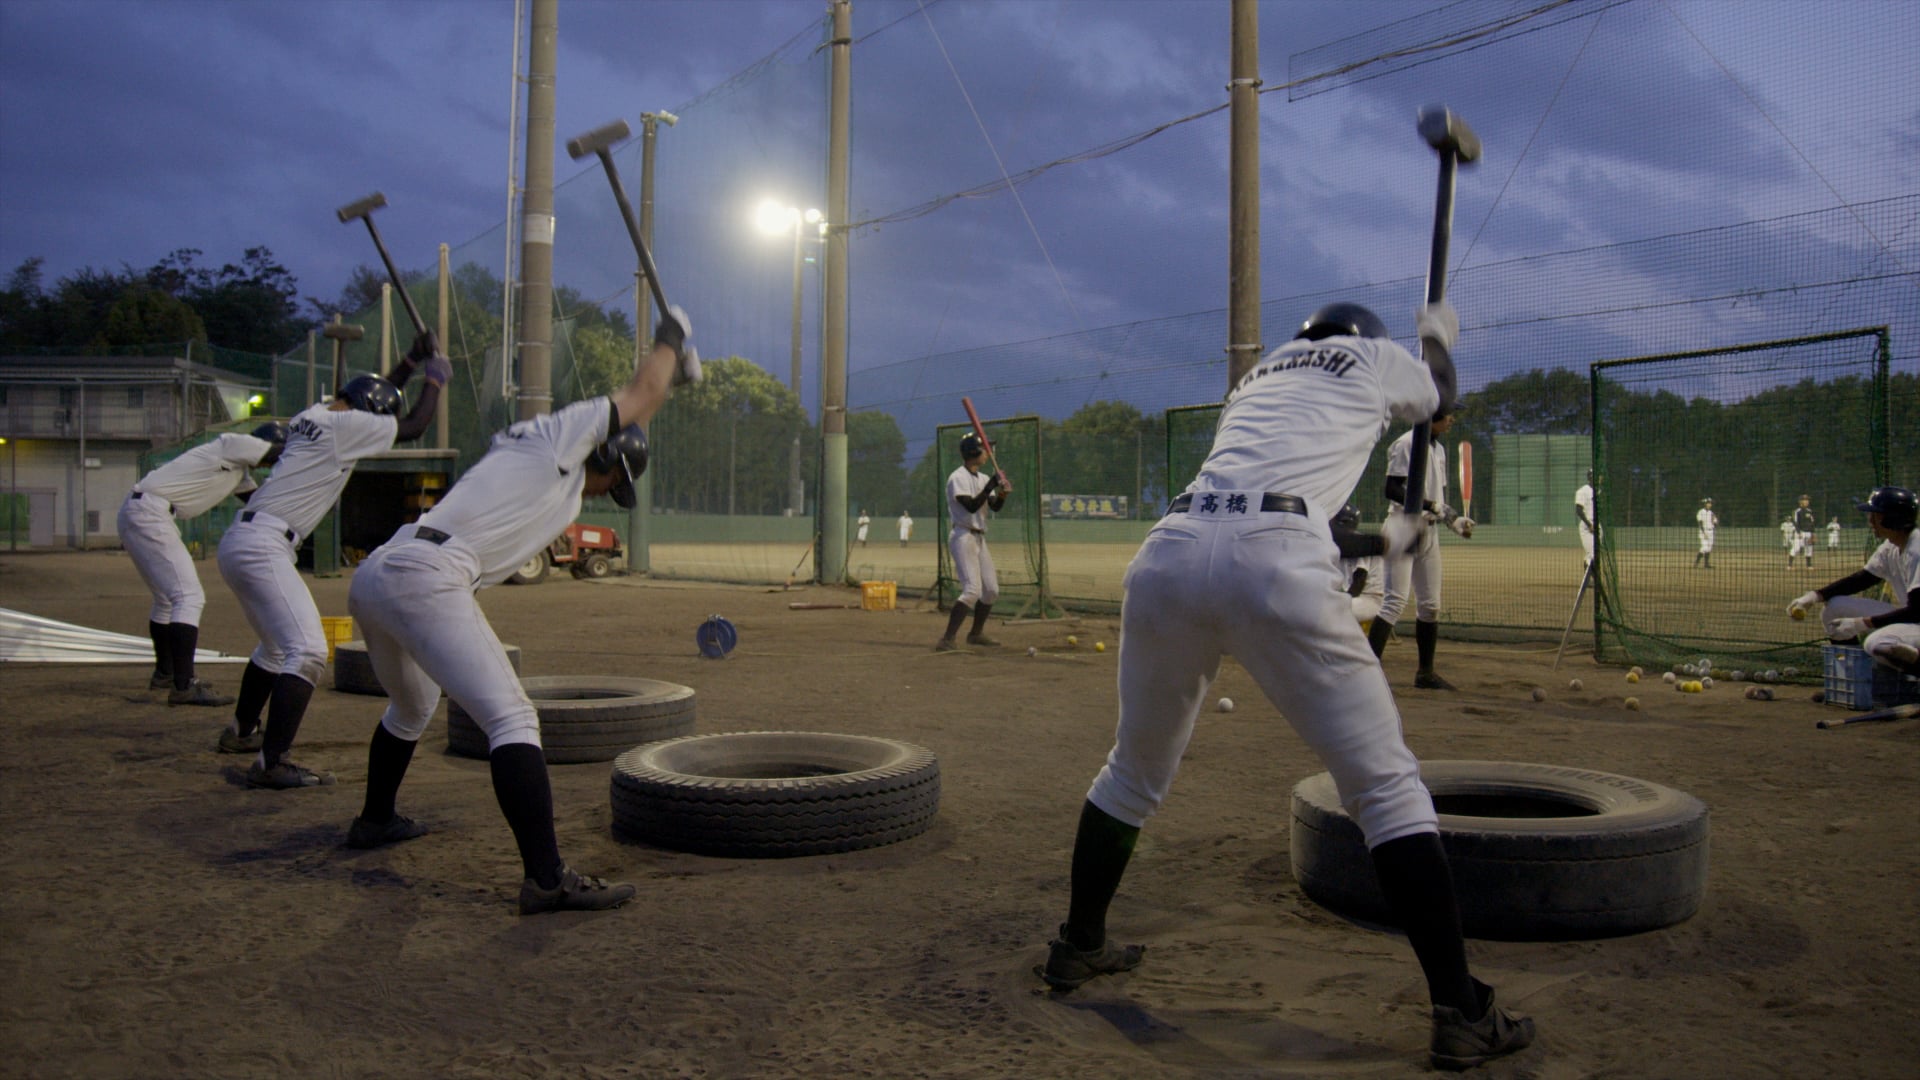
{"left": 127, "top": 387, "right": 144, "bottom": 408}
{"left": 58, "top": 387, "right": 76, "bottom": 407}
{"left": 87, "top": 510, "right": 101, "bottom": 533}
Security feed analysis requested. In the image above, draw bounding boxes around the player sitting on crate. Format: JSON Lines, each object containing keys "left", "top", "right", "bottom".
{"left": 1788, "top": 486, "right": 1920, "bottom": 674}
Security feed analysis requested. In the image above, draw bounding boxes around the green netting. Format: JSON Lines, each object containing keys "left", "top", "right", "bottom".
{"left": 931, "top": 416, "right": 1055, "bottom": 617}
{"left": 1591, "top": 328, "right": 1892, "bottom": 675}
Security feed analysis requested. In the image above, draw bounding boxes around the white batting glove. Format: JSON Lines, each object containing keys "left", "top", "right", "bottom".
{"left": 1829, "top": 616, "right": 1873, "bottom": 642}
{"left": 1381, "top": 507, "right": 1425, "bottom": 555}
{"left": 1417, "top": 301, "right": 1459, "bottom": 350}
{"left": 1448, "top": 515, "right": 1475, "bottom": 539}
{"left": 1786, "top": 591, "right": 1822, "bottom": 620}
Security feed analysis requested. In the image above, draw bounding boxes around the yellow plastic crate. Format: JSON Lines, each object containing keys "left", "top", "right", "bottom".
{"left": 321, "top": 616, "right": 355, "bottom": 662}
{"left": 861, "top": 581, "right": 897, "bottom": 611}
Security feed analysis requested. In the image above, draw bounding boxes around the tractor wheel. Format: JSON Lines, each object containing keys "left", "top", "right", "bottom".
{"left": 506, "top": 551, "right": 549, "bottom": 585}
{"left": 582, "top": 552, "right": 613, "bottom": 578}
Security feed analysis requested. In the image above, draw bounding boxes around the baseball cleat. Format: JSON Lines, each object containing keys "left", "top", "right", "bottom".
{"left": 168, "top": 679, "right": 236, "bottom": 707}
{"left": 246, "top": 760, "right": 336, "bottom": 790}
{"left": 1429, "top": 979, "right": 1536, "bottom": 1070}
{"left": 1414, "top": 671, "right": 1458, "bottom": 691}
{"left": 217, "top": 725, "right": 264, "bottom": 755}
{"left": 1035, "top": 926, "right": 1145, "bottom": 990}
{"left": 149, "top": 670, "right": 174, "bottom": 691}
{"left": 966, "top": 633, "right": 1002, "bottom": 647}
{"left": 347, "top": 814, "right": 429, "bottom": 850}
{"left": 518, "top": 866, "right": 637, "bottom": 915}
{"left": 933, "top": 638, "right": 960, "bottom": 652}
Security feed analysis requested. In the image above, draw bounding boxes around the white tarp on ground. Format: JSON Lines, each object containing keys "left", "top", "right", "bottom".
{"left": 0, "top": 608, "right": 246, "bottom": 664}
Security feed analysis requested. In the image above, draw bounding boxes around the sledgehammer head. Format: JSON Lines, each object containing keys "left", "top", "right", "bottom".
{"left": 567, "top": 119, "right": 632, "bottom": 160}
{"left": 336, "top": 192, "right": 388, "bottom": 224}
{"left": 1417, "top": 106, "right": 1481, "bottom": 164}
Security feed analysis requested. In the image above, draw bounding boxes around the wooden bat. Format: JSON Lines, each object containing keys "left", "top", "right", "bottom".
{"left": 960, "top": 396, "right": 1008, "bottom": 489}
{"left": 788, "top": 602, "right": 860, "bottom": 610}
{"left": 1458, "top": 440, "right": 1473, "bottom": 519}
{"left": 1816, "top": 703, "right": 1920, "bottom": 729}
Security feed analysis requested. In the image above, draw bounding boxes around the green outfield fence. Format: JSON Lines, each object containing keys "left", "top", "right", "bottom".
{"left": 127, "top": 1, "right": 1911, "bottom": 667}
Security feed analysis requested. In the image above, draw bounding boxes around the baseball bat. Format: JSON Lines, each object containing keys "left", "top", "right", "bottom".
{"left": 566, "top": 119, "right": 671, "bottom": 325}
{"left": 1458, "top": 440, "right": 1474, "bottom": 519}
{"left": 1401, "top": 105, "right": 1481, "bottom": 523}
{"left": 959, "top": 397, "right": 1009, "bottom": 488}
{"left": 1816, "top": 703, "right": 1920, "bottom": 729}
{"left": 335, "top": 192, "right": 428, "bottom": 335}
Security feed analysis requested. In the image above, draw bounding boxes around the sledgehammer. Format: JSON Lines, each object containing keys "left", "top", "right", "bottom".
{"left": 565, "top": 119, "right": 671, "bottom": 324}
{"left": 335, "top": 192, "right": 427, "bottom": 335}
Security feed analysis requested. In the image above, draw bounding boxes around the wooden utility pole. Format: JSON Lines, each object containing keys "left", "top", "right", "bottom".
{"left": 1226, "top": 0, "right": 1262, "bottom": 389}
{"left": 516, "top": 0, "right": 557, "bottom": 419}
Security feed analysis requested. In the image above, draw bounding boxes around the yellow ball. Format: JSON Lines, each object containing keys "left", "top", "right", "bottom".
{"left": 1791, "top": 608, "right": 1806, "bottom": 621}
{"left": 1094, "top": 641, "right": 1106, "bottom": 653}
{"left": 1626, "top": 672, "right": 1640, "bottom": 684}
{"left": 1625, "top": 697, "right": 1641, "bottom": 710}
{"left": 1066, "top": 635, "right": 1079, "bottom": 646}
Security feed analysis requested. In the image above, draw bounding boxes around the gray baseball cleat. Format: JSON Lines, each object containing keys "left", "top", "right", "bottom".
{"left": 518, "top": 866, "right": 636, "bottom": 915}
{"left": 149, "top": 670, "right": 174, "bottom": 691}
{"left": 169, "top": 679, "right": 236, "bottom": 707}
{"left": 217, "top": 725, "right": 264, "bottom": 755}
{"left": 1429, "top": 979, "right": 1536, "bottom": 1070}
{"left": 347, "top": 814, "right": 429, "bottom": 850}
{"left": 1034, "top": 925, "right": 1145, "bottom": 990}
{"left": 246, "top": 760, "right": 335, "bottom": 790}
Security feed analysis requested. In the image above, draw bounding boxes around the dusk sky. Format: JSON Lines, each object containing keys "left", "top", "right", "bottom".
{"left": 2, "top": 1, "right": 1913, "bottom": 432}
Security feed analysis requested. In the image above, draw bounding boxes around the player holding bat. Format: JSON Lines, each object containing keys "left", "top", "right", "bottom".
{"left": 935, "top": 415, "right": 1010, "bottom": 652}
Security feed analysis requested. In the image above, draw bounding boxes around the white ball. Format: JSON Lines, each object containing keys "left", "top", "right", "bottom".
{"left": 1730, "top": 670, "right": 1746, "bottom": 681}
{"left": 1026, "top": 645, "right": 1037, "bottom": 657}
{"left": 1568, "top": 678, "right": 1584, "bottom": 691}
{"left": 1216, "top": 696, "right": 1235, "bottom": 713}
{"left": 1701, "top": 677, "right": 1713, "bottom": 689}
{"left": 1663, "top": 671, "right": 1677, "bottom": 684}
{"left": 1782, "top": 666, "right": 1799, "bottom": 679}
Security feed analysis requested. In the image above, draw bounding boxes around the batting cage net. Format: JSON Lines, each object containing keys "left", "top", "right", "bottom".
{"left": 930, "top": 416, "right": 1054, "bottom": 618}
{"left": 1590, "top": 328, "right": 1893, "bottom": 675}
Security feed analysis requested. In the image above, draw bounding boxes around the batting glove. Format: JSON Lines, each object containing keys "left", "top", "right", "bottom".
{"left": 422, "top": 354, "right": 453, "bottom": 388}
{"left": 1787, "top": 591, "right": 1822, "bottom": 619}
{"left": 656, "top": 304, "right": 702, "bottom": 385}
{"left": 1829, "top": 616, "right": 1873, "bottom": 642}
{"left": 1448, "top": 515, "right": 1475, "bottom": 539}
{"left": 1381, "top": 507, "right": 1425, "bottom": 555}
{"left": 1417, "top": 301, "right": 1459, "bottom": 350}
{"left": 407, "top": 330, "right": 441, "bottom": 363}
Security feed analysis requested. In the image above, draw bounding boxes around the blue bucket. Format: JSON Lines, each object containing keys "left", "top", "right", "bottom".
{"left": 697, "top": 615, "right": 738, "bottom": 659}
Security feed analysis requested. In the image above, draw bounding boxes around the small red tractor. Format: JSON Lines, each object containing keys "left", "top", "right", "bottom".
{"left": 506, "top": 522, "right": 622, "bottom": 584}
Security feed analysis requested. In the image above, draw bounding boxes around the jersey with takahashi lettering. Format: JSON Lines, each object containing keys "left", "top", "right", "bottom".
{"left": 245, "top": 404, "right": 398, "bottom": 538}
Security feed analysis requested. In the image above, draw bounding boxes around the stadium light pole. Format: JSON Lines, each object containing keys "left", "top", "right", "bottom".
{"left": 755, "top": 200, "right": 822, "bottom": 518}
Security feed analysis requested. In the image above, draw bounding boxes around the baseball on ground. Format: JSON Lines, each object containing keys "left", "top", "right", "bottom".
{"left": 1216, "top": 697, "right": 1234, "bottom": 713}
{"left": 1095, "top": 641, "right": 1106, "bottom": 653}
{"left": 1530, "top": 687, "right": 1546, "bottom": 702}
{"left": 1066, "top": 635, "right": 1079, "bottom": 646}
{"left": 1625, "top": 697, "right": 1641, "bottom": 710}
{"left": 1026, "top": 646, "right": 1037, "bottom": 657}
{"left": 1626, "top": 671, "right": 1640, "bottom": 683}
{"left": 1569, "top": 678, "right": 1584, "bottom": 691}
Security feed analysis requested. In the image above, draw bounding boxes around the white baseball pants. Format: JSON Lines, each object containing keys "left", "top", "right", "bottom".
{"left": 948, "top": 528, "right": 999, "bottom": 607}
{"left": 216, "top": 513, "right": 328, "bottom": 685}
{"left": 1791, "top": 533, "right": 1815, "bottom": 557}
{"left": 1825, "top": 596, "right": 1920, "bottom": 665}
{"left": 1087, "top": 499, "right": 1438, "bottom": 848}
{"left": 1698, "top": 531, "right": 1715, "bottom": 555}
{"left": 1378, "top": 524, "right": 1441, "bottom": 625}
{"left": 349, "top": 540, "right": 541, "bottom": 750}
{"left": 118, "top": 493, "right": 205, "bottom": 625}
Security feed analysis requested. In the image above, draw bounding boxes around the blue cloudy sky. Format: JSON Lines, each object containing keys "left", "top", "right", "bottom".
{"left": 2, "top": 0, "right": 1914, "bottom": 428}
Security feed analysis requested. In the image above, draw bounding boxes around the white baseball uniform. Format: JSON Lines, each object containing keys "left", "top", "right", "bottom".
{"left": 1696, "top": 506, "right": 1717, "bottom": 554}
{"left": 1791, "top": 505, "right": 1817, "bottom": 557}
{"left": 947, "top": 466, "right": 1000, "bottom": 608}
{"left": 1822, "top": 529, "right": 1920, "bottom": 663}
{"left": 1828, "top": 520, "right": 1842, "bottom": 549}
{"left": 1378, "top": 429, "right": 1449, "bottom": 625}
{"left": 217, "top": 404, "right": 398, "bottom": 685}
{"left": 349, "top": 397, "right": 614, "bottom": 751}
{"left": 856, "top": 512, "right": 870, "bottom": 546}
{"left": 898, "top": 512, "right": 913, "bottom": 545}
{"left": 1781, "top": 520, "right": 1795, "bottom": 550}
{"left": 1086, "top": 331, "right": 1442, "bottom": 848}
{"left": 1342, "top": 552, "right": 1386, "bottom": 625}
{"left": 119, "top": 433, "right": 270, "bottom": 625}
{"left": 1574, "top": 483, "right": 1596, "bottom": 565}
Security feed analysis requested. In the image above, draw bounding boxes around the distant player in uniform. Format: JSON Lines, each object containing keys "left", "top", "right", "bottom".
{"left": 1828, "top": 516, "right": 1842, "bottom": 550}
{"left": 1788, "top": 486, "right": 1919, "bottom": 673}
{"left": 1573, "top": 471, "right": 1597, "bottom": 568}
{"left": 215, "top": 333, "right": 447, "bottom": 786}
{"left": 342, "top": 309, "right": 699, "bottom": 913}
{"left": 856, "top": 509, "right": 871, "bottom": 547}
{"left": 898, "top": 510, "right": 913, "bottom": 546}
{"left": 1780, "top": 518, "right": 1795, "bottom": 553}
{"left": 937, "top": 434, "right": 1010, "bottom": 651}
{"left": 1693, "top": 497, "right": 1717, "bottom": 569}
{"left": 1791, "top": 494, "right": 1817, "bottom": 568}
{"left": 1368, "top": 406, "right": 1474, "bottom": 689}
{"left": 1037, "top": 300, "right": 1535, "bottom": 1070}
{"left": 1333, "top": 503, "right": 1385, "bottom": 627}
{"left": 119, "top": 422, "right": 288, "bottom": 705}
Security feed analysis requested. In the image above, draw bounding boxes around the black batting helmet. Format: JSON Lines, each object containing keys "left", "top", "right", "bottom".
{"left": 1296, "top": 302, "right": 1389, "bottom": 343}
{"left": 337, "top": 374, "right": 402, "bottom": 416}
{"left": 1855, "top": 485, "right": 1917, "bottom": 530}
{"left": 959, "top": 433, "right": 986, "bottom": 460}
{"left": 251, "top": 421, "right": 290, "bottom": 466}
{"left": 587, "top": 423, "right": 649, "bottom": 509}
{"left": 1332, "top": 503, "right": 1361, "bottom": 531}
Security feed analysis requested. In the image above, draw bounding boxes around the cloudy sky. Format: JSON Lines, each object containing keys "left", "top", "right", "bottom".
{"left": 2, "top": 0, "right": 1913, "bottom": 429}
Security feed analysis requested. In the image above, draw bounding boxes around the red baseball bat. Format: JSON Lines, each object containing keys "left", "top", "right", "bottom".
{"left": 960, "top": 397, "right": 1008, "bottom": 488}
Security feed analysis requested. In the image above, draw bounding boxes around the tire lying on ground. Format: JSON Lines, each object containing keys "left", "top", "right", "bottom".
{"left": 1289, "top": 760, "right": 1709, "bottom": 940}
{"left": 332, "top": 640, "right": 522, "bottom": 696}
{"left": 447, "top": 676, "right": 696, "bottom": 764}
{"left": 611, "top": 732, "right": 940, "bottom": 857}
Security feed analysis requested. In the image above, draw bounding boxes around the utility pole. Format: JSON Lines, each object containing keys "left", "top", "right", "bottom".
{"left": 631, "top": 108, "right": 676, "bottom": 574}
{"left": 1226, "top": 0, "right": 1262, "bottom": 389}
{"left": 437, "top": 243, "right": 450, "bottom": 449}
{"left": 516, "top": 0, "right": 557, "bottom": 419}
{"left": 821, "top": 0, "right": 852, "bottom": 584}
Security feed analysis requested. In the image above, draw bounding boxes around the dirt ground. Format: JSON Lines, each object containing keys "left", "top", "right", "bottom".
{"left": 1, "top": 549, "right": 1916, "bottom": 1079}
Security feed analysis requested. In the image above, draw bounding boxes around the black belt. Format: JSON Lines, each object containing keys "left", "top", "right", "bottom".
{"left": 239, "top": 511, "right": 297, "bottom": 543}
{"left": 414, "top": 526, "right": 452, "bottom": 545}
{"left": 130, "top": 490, "right": 144, "bottom": 500}
{"left": 1168, "top": 492, "right": 1307, "bottom": 516}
